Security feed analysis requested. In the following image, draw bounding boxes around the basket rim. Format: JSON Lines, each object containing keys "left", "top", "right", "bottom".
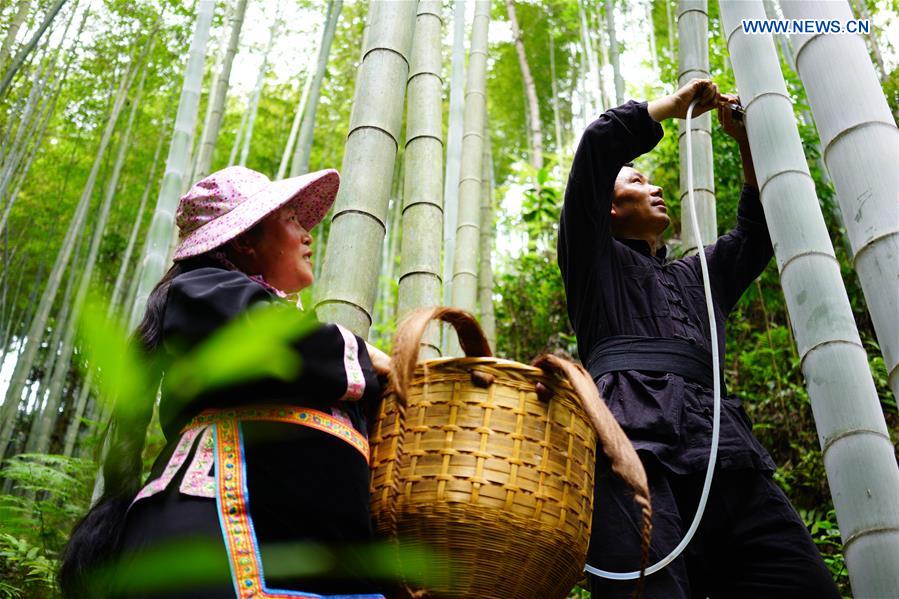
{"left": 404, "top": 356, "right": 582, "bottom": 401}
{"left": 415, "top": 356, "right": 547, "bottom": 373}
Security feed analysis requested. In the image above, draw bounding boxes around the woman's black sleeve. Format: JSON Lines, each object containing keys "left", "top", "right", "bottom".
{"left": 290, "top": 324, "right": 382, "bottom": 405}
{"left": 163, "top": 268, "right": 381, "bottom": 414}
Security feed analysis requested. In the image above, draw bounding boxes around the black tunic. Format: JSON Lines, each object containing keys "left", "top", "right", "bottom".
{"left": 118, "top": 264, "right": 383, "bottom": 598}
{"left": 558, "top": 99, "right": 776, "bottom": 474}
{"left": 560, "top": 101, "right": 842, "bottom": 599}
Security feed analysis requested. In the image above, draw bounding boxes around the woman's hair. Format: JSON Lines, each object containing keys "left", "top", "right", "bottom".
{"left": 58, "top": 260, "right": 185, "bottom": 597}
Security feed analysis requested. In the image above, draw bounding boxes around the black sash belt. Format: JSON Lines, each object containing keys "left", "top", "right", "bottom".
{"left": 586, "top": 335, "right": 722, "bottom": 390}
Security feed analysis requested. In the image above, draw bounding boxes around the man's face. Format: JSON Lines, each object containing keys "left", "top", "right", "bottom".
{"left": 610, "top": 166, "right": 670, "bottom": 239}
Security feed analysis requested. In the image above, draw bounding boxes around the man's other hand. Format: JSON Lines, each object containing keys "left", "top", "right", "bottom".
{"left": 717, "top": 93, "right": 749, "bottom": 145}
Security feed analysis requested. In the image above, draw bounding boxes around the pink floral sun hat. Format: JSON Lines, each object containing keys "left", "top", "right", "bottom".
{"left": 173, "top": 166, "right": 339, "bottom": 261}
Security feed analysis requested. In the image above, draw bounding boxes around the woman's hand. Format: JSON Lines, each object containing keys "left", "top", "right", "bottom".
{"left": 717, "top": 93, "right": 749, "bottom": 145}
{"left": 648, "top": 78, "right": 720, "bottom": 121}
{"left": 365, "top": 342, "right": 392, "bottom": 376}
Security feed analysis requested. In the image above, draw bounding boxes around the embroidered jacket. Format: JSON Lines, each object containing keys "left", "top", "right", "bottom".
{"left": 120, "top": 261, "right": 384, "bottom": 597}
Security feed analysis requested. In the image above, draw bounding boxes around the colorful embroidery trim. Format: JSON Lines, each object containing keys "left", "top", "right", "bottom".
{"left": 184, "top": 405, "right": 369, "bottom": 464}
{"left": 214, "top": 422, "right": 384, "bottom": 599}
{"left": 180, "top": 425, "right": 216, "bottom": 498}
{"left": 130, "top": 426, "right": 203, "bottom": 508}
{"left": 335, "top": 325, "right": 366, "bottom": 401}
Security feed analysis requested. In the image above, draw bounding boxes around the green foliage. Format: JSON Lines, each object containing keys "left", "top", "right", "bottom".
{"left": 0, "top": 534, "right": 57, "bottom": 599}
{"left": 521, "top": 166, "right": 562, "bottom": 251}
{"left": 85, "top": 538, "right": 447, "bottom": 596}
{"left": 495, "top": 166, "right": 576, "bottom": 363}
{"left": 495, "top": 247, "right": 576, "bottom": 363}
{"left": 488, "top": 0, "right": 582, "bottom": 182}
{"left": 802, "top": 508, "right": 848, "bottom": 587}
{"left": 1, "top": 1, "right": 898, "bottom": 597}
{"left": 0, "top": 454, "right": 95, "bottom": 598}
{"left": 76, "top": 296, "right": 155, "bottom": 420}
{"left": 566, "top": 584, "right": 591, "bottom": 598}
{"left": 0, "top": 293, "right": 327, "bottom": 597}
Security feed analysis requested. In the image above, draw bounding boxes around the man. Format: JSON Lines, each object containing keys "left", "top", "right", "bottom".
{"left": 558, "top": 79, "right": 840, "bottom": 598}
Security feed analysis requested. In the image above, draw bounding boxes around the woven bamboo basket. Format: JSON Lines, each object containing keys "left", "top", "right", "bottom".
{"left": 370, "top": 307, "right": 652, "bottom": 599}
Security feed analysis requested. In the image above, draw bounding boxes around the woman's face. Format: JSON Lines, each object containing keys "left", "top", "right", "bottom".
{"left": 249, "top": 204, "right": 315, "bottom": 294}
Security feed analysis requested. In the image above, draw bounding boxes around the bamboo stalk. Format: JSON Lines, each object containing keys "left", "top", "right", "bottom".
{"left": 110, "top": 119, "right": 168, "bottom": 317}
{"left": 59, "top": 116, "right": 166, "bottom": 457}
{"left": 0, "top": 0, "right": 68, "bottom": 97}
{"left": 666, "top": 0, "right": 675, "bottom": 57}
{"left": 447, "top": 0, "right": 490, "bottom": 355}
{"left": 505, "top": 0, "right": 542, "bottom": 172}
{"left": 577, "top": 43, "right": 588, "bottom": 131}
{"left": 397, "top": 0, "right": 444, "bottom": 359}
{"left": 646, "top": 0, "right": 659, "bottom": 75}
{"left": 0, "top": 48, "right": 54, "bottom": 205}
{"left": 130, "top": 0, "right": 215, "bottom": 329}
{"left": 277, "top": 69, "right": 313, "bottom": 180}
{"left": 0, "top": 5, "right": 84, "bottom": 236}
{"left": 375, "top": 159, "right": 404, "bottom": 340}
{"left": 677, "top": 0, "right": 716, "bottom": 253}
{"left": 0, "top": 261, "right": 26, "bottom": 365}
{"left": 314, "top": 0, "right": 418, "bottom": 337}
{"left": 0, "top": 32, "right": 143, "bottom": 458}
{"left": 0, "top": 0, "right": 31, "bottom": 75}
{"left": 848, "top": 0, "right": 887, "bottom": 82}
{"left": 193, "top": 0, "right": 248, "bottom": 181}
{"left": 227, "top": 97, "right": 250, "bottom": 166}
{"left": 289, "top": 0, "right": 343, "bottom": 177}
{"left": 238, "top": 3, "right": 281, "bottom": 167}
{"left": 24, "top": 229, "right": 85, "bottom": 453}
{"left": 477, "top": 126, "right": 495, "bottom": 350}
{"left": 593, "top": 5, "right": 613, "bottom": 113}
{"left": 779, "top": 0, "right": 899, "bottom": 422}
{"left": 548, "top": 25, "right": 563, "bottom": 154}
{"left": 720, "top": 3, "right": 899, "bottom": 595}
{"left": 577, "top": 0, "right": 601, "bottom": 114}
{"left": 61, "top": 373, "right": 90, "bottom": 457}
{"left": 33, "top": 46, "right": 153, "bottom": 456}
{"left": 440, "top": 0, "right": 466, "bottom": 326}
{"left": 605, "top": 0, "right": 624, "bottom": 105}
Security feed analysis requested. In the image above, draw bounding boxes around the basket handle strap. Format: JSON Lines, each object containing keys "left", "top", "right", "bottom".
{"left": 532, "top": 354, "right": 653, "bottom": 589}
{"left": 390, "top": 306, "right": 492, "bottom": 405}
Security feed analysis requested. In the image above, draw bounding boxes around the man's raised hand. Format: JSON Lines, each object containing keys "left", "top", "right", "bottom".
{"left": 648, "top": 78, "right": 720, "bottom": 122}
{"left": 670, "top": 78, "right": 720, "bottom": 119}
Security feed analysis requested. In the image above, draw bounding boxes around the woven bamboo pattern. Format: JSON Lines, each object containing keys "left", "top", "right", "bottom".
{"left": 370, "top": 307, "right": 652, "bottom": 598}
{"left": 371, "top": 358, "right": 596, "bottom": 598}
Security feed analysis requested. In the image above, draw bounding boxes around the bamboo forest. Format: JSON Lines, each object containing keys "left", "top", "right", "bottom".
{"left": 0, "top": 0, "right": 897, "bottom": 597}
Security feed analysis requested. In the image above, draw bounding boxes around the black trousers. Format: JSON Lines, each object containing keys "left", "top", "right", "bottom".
{"left": 587, "top": 456, "right": 841, "bottom": 599}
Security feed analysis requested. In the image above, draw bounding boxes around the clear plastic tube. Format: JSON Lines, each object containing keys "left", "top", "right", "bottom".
{"left": 586, "top": 99, "right": 721, "bottom": 580}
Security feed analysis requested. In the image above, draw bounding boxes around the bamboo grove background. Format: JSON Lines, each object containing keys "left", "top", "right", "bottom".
{"left": 0, "top": 0, "right": 896, "bottom": 596}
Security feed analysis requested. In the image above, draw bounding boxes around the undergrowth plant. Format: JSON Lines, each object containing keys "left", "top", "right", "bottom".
{"left": 0, "top": 454, "right": 94, "bottom": 598}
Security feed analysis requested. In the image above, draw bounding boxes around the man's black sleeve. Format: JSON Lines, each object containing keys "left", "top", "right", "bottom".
{"left": 558, "top": 100, "right": 665, "bottom": 334}
{"left": 704, "top": 184, "right": 774, "bottom": 314}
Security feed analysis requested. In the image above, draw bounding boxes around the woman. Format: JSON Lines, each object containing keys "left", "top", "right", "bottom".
{"left": 61, "top": 166, "right": 390, "bottom": 598}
